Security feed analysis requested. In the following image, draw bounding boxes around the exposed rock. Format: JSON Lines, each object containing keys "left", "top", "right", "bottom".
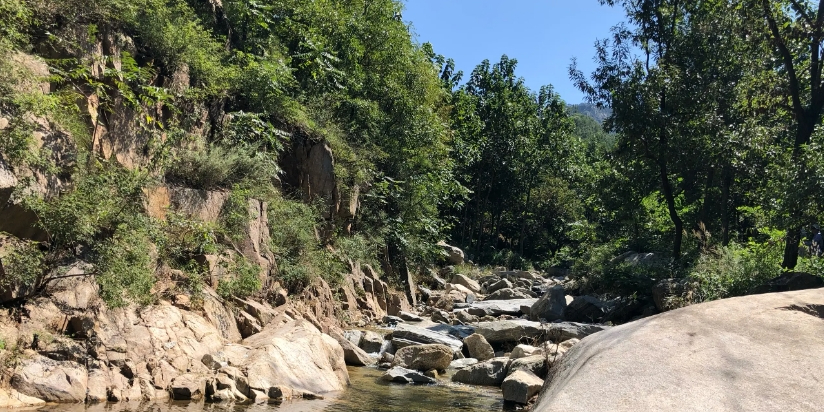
{"left": 545, "top": 322, "right": 610, "bottom": 342}
{"left": 464, "top": 299, "right": 537, "bottom": 317}
{"left": 391, "top": 344, "right": 453, "bottom": 371}
{"left": 564, "top": 295, "right": 608, "bottom": 323}
{"left": 486, "top": 278, "right": 513, "bottom": 294}
{"left": 475, "top": 319, "right": 609, "bottom": 344}
{"left": 0, "top": 388, "right": 45, "bottom": 408}
{"left": 463, "top": 333, "right": 495, "bottom": 361}
{"left": 391, "top": 324, "right": 463, "bottom": 352}
{"left": 359, "top": 331, "right": 385, "bottom": 354}
{"left": 751, "top": 272, "right": 824, "bottom": 294}
{"left": 455, "top": 310, "right": 479, "bottom": 324}
{"left": 534, "top": 288, "right": 824, "bottom": 412}
{"left": 485, "top": 287, "right": 535, "bottom": 300}
{"left": 451, "top": 357, "right": 509, "bottom": 386}
{"left": 381, "top": 366, "right": 436, "bottom": 384}
{"left": 510, "top": 344, "right": 543, "bottom": 359}
{"left": 343, "top": 330, "right": 364, "bottom": 347}
{"left": 502, "top": 370, "right": 543, "bottom": 404}
{"left": 11, "top": 356, "right": 87, "bottom": 402}
{"left": 331, "top": 330, "right": 376, "bottom": 367}
{"left": 398, "top": 311, "right": 423, "bottom": 322}
{"left": 169, "top": 374, "right": 206, "bottom": 400}
{"left": 530, "top": 285, "right": 566, "bottom": 322}
{"left": 383, "top": 315, "right": 404, "bottom": 325}
{"left": 451, "top": 274, "right": 481, "bottom": 293}
{"left": 430, "top": 309, "right": 451, "bottom": 323}
{"left": 449, "top": 358, "right": 479, "bottom": 369}
{"left": 242, "top": 319, "right": 349, "bottom": 396}
{"left": 438, "top": 242, "right": 465, "bottom": 265}
{"left": 508, "top": 355, "right": 547, "bottom": 378}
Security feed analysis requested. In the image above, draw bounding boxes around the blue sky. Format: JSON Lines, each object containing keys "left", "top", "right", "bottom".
{"left": 402, "top": 1, "right": 627, "bottom": 104}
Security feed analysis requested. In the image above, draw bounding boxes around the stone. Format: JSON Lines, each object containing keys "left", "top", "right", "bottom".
{"left": 391, "top": 344, "right": 453, "bottom": 371}
{"left": 449, "top": 358, "right": 479, "bottom": 369}
{"left": 464, "top": 299, "right": 538, "bottom": 317}
{"left": 343, "top": 330, "right": 364, "bottom": 347}
{"left": 398, "top": 311, "right": 423, "bottom": 322}
{"left": 485, "top": 287, "right": 535, "bottom": 300}
{"left": 564, "top": 295, "right": 608, "bottom": 323}
{"left": 510, "top": 344, "right": 543, "bottom": 359}
{"left": 502, "top": 370, "right": 543, "bottom": 404}
{"left": 545, "top": 322, "right": 610, "bottom": 342}
{"left": 751, "top": 272, "right": 824, "bottom": 294}
{"left": 530, "top": 285, "right": 567, "bottom": 322}
{"left": 11, "top": 356, "right": 87, "bottom": 402}
{"left": 242, "top": 319, "right": 349, "bottom": 396}
{"left": 331, "top": 331, "right": 376, "bottom": 367}
{"left": 508, "top": 355, "right": 547, "bottom": 378}
{"left": 359, "top": 331, "right": 385, "bottom": 354}
{"left": 451, "top": 357, "right": 509, "bottom": 386}
{"left": 486, "top": 278, "right": 513, "bottom": 294}
{"left": 381, "top": 367, "right": 436, "bottom": 384}
{"left": 391, "top": 324, "right": 464, "bottom": 352}
{"left": 438, "top": 242, "right": 465, "bottom": 265}
{"left": 383, "top": 315, "right": 404, "bottom": 325}
{"left": 463, "top": 333, "right": 495, "bottom": 361}
{"left": 475, "top": 319, "right": 609, "bottom": 344}
{"left": 455, "top": 310, "right": 479, "bottom": 324}
{"left": 651, "top": 278, "right": 690, "bottom": 312}
{"left": 533, "top": 288, "right": 824, "bottom": 412}
{"left": 431, "top": 309, "right": 451, "bottom": 323}
{"left": 0, "top": 388, "right": 45, "bottom": 408}
{"left": 169, "top": 374, "right": 206, "bottom": 400}
{"left": 451, "top": 274, "right": 481, "bottom": 293}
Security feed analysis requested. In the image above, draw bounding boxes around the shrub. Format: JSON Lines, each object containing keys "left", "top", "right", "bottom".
{"left": 158, "top": 212, "right": 219, "bottom": 262}
{"left": 688, "top": 235, "right": 783, "bottom": 302}
{"left": 94, "top": 223, "right": 156, "bottom": 307}
{"left": 165, "top": 144, "right": 276, "bottom": 190}
{"left": 217, "top": 256, "right": 261, "bottom": 299}
{"left": 0, "top": 240, "right": 45, "bottom": 293}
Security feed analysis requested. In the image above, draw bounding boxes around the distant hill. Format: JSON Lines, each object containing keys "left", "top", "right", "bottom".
{"left": 568, "top": 103, "right": 612, "bottom": 124}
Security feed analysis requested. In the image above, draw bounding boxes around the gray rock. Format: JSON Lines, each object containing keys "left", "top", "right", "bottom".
{"left": 431, "top": 309, "right": 451, "bottom": 324}
{"left": 463, "top": 333, "right": 495, "bottom": 361}
{"left": 392, "top": 323, "right": 464, "bottom": 352}
{"left": 545, "top": 322, "right": 610, "bottom": 342}
{"left": 331, "top": 331, "right": 376, "bottom": 366}
{"left": 508, "top": 355, "right": 547, "bottom": 378}
{"left": 451, "top": 274, "right": 481, "bottom": 293}
{"left": 750, "top": 272, "right": 824, "bottom": 294}
{"left": 391, "top": 344, "right": 453, "bottom": 371}
{"left": 343, "top": 330, "right": 364, "bottom": 347}
{"left": 169, "top": 374, "right": 206, "bottom": 400}
{"left": 486, "top": 278, "right": 513, "bottom": 294}
{"left": 383, "top": 315, "right": 405, "bottom": 324}
{"left": 438, "top": 242, "right": 465, "bottom": 265}
{"left": 399, "top": 311, "right": 423, "bottom": 322}
{"left": 510, "top": 344, "right": 542, "bottom": 359}
{"left": 485, "top": 287, "right": 535, "bottom": 300}
{"left": 381, "top": 367, "right": 436, "bottom": 384}
{"left": 455, "top": 310, "right": 479, "bottom": 324}
{"left": 11, "top": 356, "right": 88, "bottom": 402}
{"left": 449, "top": 358, "right": 479, "bottom": 369}
{"left": 464, "top": 299, "right": 538, "bottom": 317}
{"left": 502, "top": 369, "right": 543, "bottom": 404}
{"left": 530, "top": 285, "right": 567, "bottom": 322}
{"left": 359, "top": 331, "right": 385, "bottom": 354}
{"left": 564, "top": 295, "right": 608, "bottom": 323}
{"left": 451, "top": 357, "right": 509, "bottom": 386}
{"left": 475, "top": 319, "right": 546, "bottom": 344}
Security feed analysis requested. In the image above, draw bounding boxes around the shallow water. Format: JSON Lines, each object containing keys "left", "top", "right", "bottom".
{"left": 33, "top": 367, "right": 506, "bottom": 412}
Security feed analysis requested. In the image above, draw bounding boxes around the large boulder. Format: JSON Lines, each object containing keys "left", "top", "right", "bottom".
{"left": 502, "top": 369, "right": 543, "bottom": 404}
{"left": 451, "top": 357, "right": 509, "bottom": 386}
{"left": 242, "top": 319, "right": 349, "bottom": 396}
{"left": 330, "top": 330, "right": 376, "bottom": 367}
{"left": 438, "top": 242, "right": 465, "bottom": 265}
{"left": 391, "top": 324, "right": 464, "bottom": 353}
{"left": 463, "top": 333, "right": 495, "bottom": 361}
{"left": 359, "top": 331, "right": 385, "bottom": 354}
{"left": 530, "top": 285, "right": 567, "bottom": 321}
{"left": 11, "top": 356, "right": 88, "bottom": 402}
{"left": 534, "top": 288, "right": 824, "bottom": 412}
{"left": 464, "top": 299, "right": 538, "bottom": 317}
{"left": 451, "top": 274, "right": 481, "bottom": 294}
{"left": 476, "top": 319, "right": 608, "bottom": 345}
{"left": 750, "top": 272, "right": 824, "bottom": 294}
{"left": 381, "top": 366, "right": 436, "bottom": 384}
{"left": 563, "top": 295, "right": 608, "bottom": 323}
{"left": 485, "top": 288, "right": 535, "bottom": 301}
{"left": 391, "top": 344, "right": 452, "bottom": 371}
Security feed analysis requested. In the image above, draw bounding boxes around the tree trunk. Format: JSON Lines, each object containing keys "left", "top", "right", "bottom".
{"left": 660, "top": 161, "right": 683, "bottom": 260}
{"left": 782, "top": 227, "right": 801, "bottom": 269}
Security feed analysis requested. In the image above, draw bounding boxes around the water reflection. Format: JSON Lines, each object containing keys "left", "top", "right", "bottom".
{"left": 34, "top": 367, "right": 505, "bottom": 412}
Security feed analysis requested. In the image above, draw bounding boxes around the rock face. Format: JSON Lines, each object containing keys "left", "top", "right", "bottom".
{"left": 451, "top": 357, "right": 510, "bottom": 386}
{"left": 530, "top": 285, "right": 566, "bottom": 321}
{"left": 502, "top": 370, "right": 543, "bottom": 404}
{"left": 11, "top": 356, "right": 88, "bottom": 402}
{"left": 534, "top": 289, "right": 824, "bottom": 412}
{"left": 463, "top": 333, "right": 495, "bottom": 361}
{"left": 391, "top": 344, "right": 452, "bottom": 371}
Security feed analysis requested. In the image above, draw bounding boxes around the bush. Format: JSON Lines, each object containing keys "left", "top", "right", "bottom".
{"left": 217, "top": 256, "right": 261, "bottom": 299}
{"left": 165, "top": 144, "right": 276, "bottom": 190}
{"left": 94, "top": 223, "right": 156, "bottom": 307}
{"left": 688, "top": 236, "right": 783, "bottom": 302}
{"left": 0, "top": 240, "right": 45, "bottom": 293}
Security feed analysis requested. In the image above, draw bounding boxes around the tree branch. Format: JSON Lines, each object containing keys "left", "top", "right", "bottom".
{"left": 789, "top": 0, "right": 815, "bottom": 27}
{"left": 763, "top": 0, "right": 805, "bottom": 120}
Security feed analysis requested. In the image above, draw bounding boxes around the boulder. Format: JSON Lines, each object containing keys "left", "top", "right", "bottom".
{"left": 464, "top": 299, "right": 538, "bottom": 317}
{"left": 169, "top": 374, "right": 206, "bottom": 400}
{"left": 485, "top": 288, "right": 535, "bottom": 300}
{"left": 564, "top": 295, "right": 608, "bottom": 323}
{"left": 530, "top": 285, "right": 567, "bottom": 322}
{"left": 451, "top": 357, "right": 509, "bottom": 386}
{"left": 391, "top": 324, "right": 464, "bottom": 352}
{"left": 343, "top": 330, "right": 364, "bottom": 347}
{"left": 455, "top": 310, "right": 479, "bottom": 324}
{"left": 475, "top": 319, "right": 609, "bottom": 345}
{"left": 381, "top": 366, "right": 436, "bottom": 384}
{"left": 331, "top": 331, "right": 376, "bottom": 367}
{"left": 485, "top": 278, "right": 513, "bottom": 294}
{"left": 430, "top": 309, "right": 451, "bottom": 324}
{"left": 359, "top": 331, "right": 385, "bottom": 354}
{"left": 0, "top": 388, "right": 45, "bottom": 408}
{"left": 510, "top": 344, "right": 543, "bottom": 359}
{"left": 451, "top": 274, "right": 481, "bottom": 294}
{"left": 438, "top": 242, "right": 465, "bottom": 265}
{"left": 449, "top": 358, "right": 479, "bottom": 369}
{"left": 508, "top": 355, "right": 547, "bottom": 378}
{"left": 398, "top": 311, "right": 423, "bottom": 322}
{"left": 463, "top": 333, "right": 495, "bottom": 361}
{"left": 391, "top": 344, "right": 452, "bottom": 371}
{"left": 534, "top": 288, "right": 824, "bottom": 412}
{"left": 502, "top": 369, "right": 543, "bottom": 404}
{"left": 242, "top": 319, "right": 349, "bottom": 396}
{"left": 11, "top": 356, "right": 87, "bottom": 402}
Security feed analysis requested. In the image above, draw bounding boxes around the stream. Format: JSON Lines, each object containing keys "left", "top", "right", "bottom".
{"left": 32, "top": 367, "right": 506, "bottom": 412}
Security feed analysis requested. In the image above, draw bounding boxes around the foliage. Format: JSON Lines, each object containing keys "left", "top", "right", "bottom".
{"left": 0, "top": 241, "right": 44, "bottom": 291}
{"left": 94, "top": 223, "right": 156, "bottom": 307}
{"left": 217, "top": 256, "right": 262, "bottom": 299}
{"left": 165, "top": 144, "right": 277, "bottom": 191}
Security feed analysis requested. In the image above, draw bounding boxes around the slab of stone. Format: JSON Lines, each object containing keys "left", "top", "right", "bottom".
{"left": 392, "top": 323, "right": 464, "bottom": 352}
{"left": 462, "top": 299, "right": 538, "bottom": 317}
{"left": 381, "top": 367, "right": 436, "bottom": 384}
{"left": 502, "top": 370, "right": 543, "bottom": 404}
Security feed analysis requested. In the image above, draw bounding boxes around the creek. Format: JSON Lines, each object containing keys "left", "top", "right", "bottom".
{"left": 33, "top": 367, "right": 505, "bottom": 412}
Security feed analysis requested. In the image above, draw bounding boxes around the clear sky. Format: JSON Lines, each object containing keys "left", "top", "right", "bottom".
{"left": 402, "top": 1, "right": 627, "bottom": 104}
